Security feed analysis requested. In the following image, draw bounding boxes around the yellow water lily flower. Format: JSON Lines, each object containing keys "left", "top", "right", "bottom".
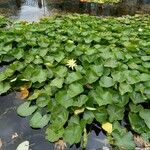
{"left": 66, "top": 59, "right": 77, "bottom": 70}
{"left": 102, "top": 122, "right": 112, "bottom": 134}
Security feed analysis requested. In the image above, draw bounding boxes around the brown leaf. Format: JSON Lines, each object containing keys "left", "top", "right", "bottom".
{"left": 134, "top": 135, "right": 150, "bottom": 148}
{"left": 11, "top": 132, "right": 18, "bottom": 139}
{"left": 16, "top": 86, "right": 29, "bottom": 100}
{"left": 144, "top": 141, "right": 150, "bottom": 147}
{"left": 54, "top": 140, "right": 67, "bottom": 150}
{"left": 0, "top": 138, "right": 2, "bottom": 149}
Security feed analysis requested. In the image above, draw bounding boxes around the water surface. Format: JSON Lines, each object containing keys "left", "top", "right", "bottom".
{"left": 0, "top": 0, "right": 150, "bottom": 21}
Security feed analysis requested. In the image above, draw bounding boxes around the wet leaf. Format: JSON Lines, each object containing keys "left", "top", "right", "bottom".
{"left": 99, "top": 76, "right": 115, "bottom": 88}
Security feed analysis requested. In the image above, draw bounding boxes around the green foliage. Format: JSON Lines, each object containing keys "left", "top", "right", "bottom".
{"left": 30, "top": 112, "right": 50, "bottom": 128}
{"left": 17, "top": 101, "right": 37, "bottom": 117}
{"left": 0, "top": 14, "right": 150, "bottom": 149}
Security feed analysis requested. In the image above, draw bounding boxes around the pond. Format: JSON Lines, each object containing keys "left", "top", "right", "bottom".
{"left": 0, "top": 0, "right": 150, "bottom": 21}
{"left": 0, "top": 1, "right": 150, "bottom": 150}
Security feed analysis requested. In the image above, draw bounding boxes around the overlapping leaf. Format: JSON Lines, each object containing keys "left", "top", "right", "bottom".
{"left": 0, "top": 14, "right": 150, "bottom": 149}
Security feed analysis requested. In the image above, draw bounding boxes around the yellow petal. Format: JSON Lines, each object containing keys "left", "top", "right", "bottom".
{"left": 102, "top": 122, "right": 112, "bottom": 134}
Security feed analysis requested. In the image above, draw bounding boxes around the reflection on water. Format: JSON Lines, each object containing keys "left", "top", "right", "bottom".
{"left": 0, "top": 0, "right": 150, "bottom": 21}
{"left": 16, "top": 0, "right": 49, "bottom": 22}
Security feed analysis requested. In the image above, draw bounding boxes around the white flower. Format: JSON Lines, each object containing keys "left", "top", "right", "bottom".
{"left": 138, "top": 28, "right": 143, "bottom": 32}
{"left": 66, "top": 59, "right": 77, "bottom": 70}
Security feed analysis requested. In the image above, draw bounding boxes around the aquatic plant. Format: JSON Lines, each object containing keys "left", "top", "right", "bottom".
{"left": 0, "top": 14, "right": 150, "bottom": 149}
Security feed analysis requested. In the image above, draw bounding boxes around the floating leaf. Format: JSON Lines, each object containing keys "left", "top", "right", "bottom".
{"left": 113, "top": 132, "right": 136, "bottom": 149}
{"left": 102, "top": 122, "right": 112, "bottom": 134}
{"left": 64, "top": 124, "right": 82, "bottom": 145}
{"left": 139, "top": 109, "right": 150, "bottom": 129}
{"left": 17, "top": 101, "right": 37, "bottom": 117}
{"left": 119, "top": 82, "right": 133, "bottom": 95}
{"left": 99, "top": 76, "right": 115, "bottom": 88}
{"left": 55, "top": 90, "right": 73, "bottom": 108}
{"left": 129, "top": 113, "right": 149, "bottom": 134}
{"left": 65, "top": 72, "right": 82, "bottom": 84}
{"left": 67, "top": 83, "right": 84, "bottom": 98}
{"left": 0, "top": 82, "right": 10, "bottom": 95}
{"left": 16, "top": 141, "right": 29, "bottom": 150}
{"left": 46, "top": 126, "right": 64, "bottom": 142}
{"left": 107, "top": 105, "right": 125, "bottom": 122}
{"left": 50, "top": 78, "right": 64, "bottom": 88}
{"left": 30, "top": 112, "right": 50, "bottom": 128}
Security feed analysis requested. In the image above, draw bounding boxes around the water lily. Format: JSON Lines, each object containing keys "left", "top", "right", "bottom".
{"left": 66, "top": 59, "right": 77, "bottom": 70}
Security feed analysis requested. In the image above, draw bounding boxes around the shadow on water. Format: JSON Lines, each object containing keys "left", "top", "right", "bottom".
{"left": 0, "top": 93, "right": 109, "bottom": 150}
{"left": 0, "top": 0, "right": 150, "bottom": 21}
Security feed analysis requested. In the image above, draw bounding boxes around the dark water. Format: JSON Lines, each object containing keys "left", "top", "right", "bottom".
{"left": 0, "top": 93, "right": 110, "bottom": 150}
{"left": 0, "top": 0, "right": 150, "bottom": 149}
{"left": 0, "top": 0, "right": 150, "bottom": 21}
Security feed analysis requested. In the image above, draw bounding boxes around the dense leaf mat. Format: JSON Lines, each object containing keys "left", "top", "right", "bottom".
{"left": 0, "top": 14, "right": 150, "bottom": 149}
